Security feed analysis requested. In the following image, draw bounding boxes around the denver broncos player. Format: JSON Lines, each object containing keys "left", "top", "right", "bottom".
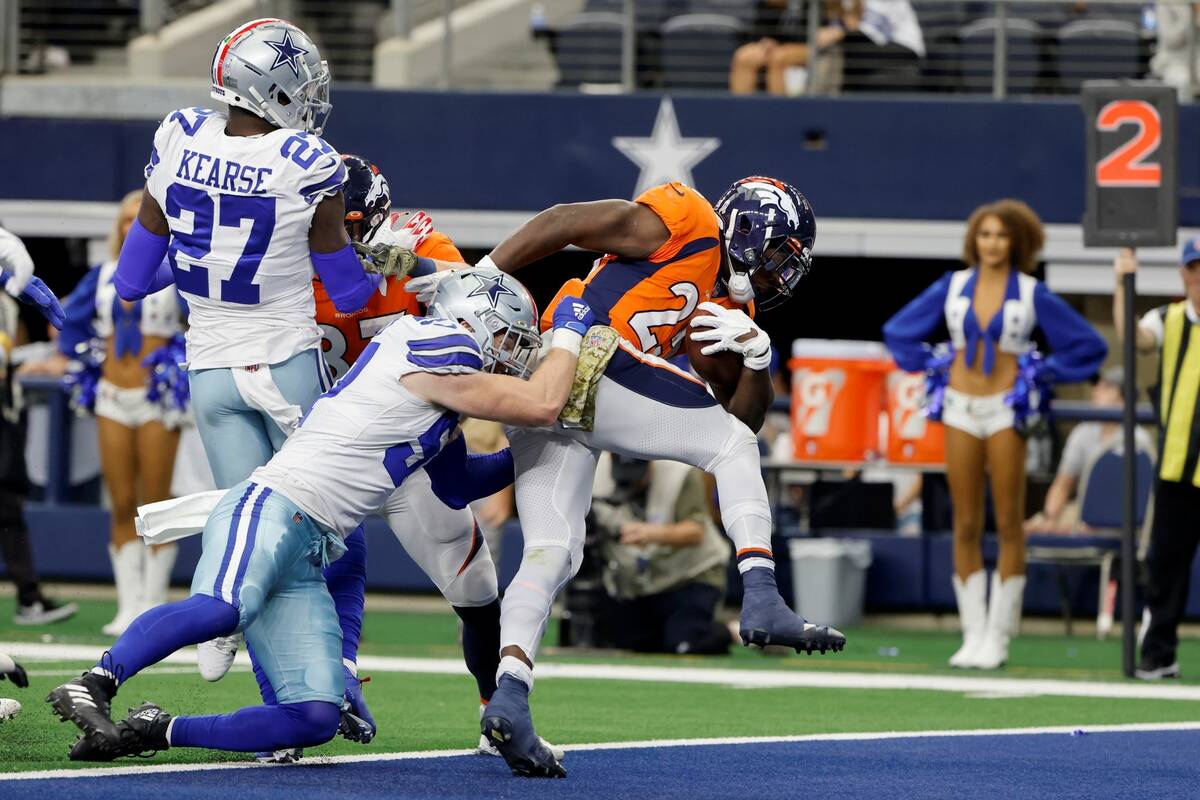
{"left": 314, "top": 155, "right": 464, "bottom": 379}
{"left": 399, "top": 177, "right": 842, "bottom": 779}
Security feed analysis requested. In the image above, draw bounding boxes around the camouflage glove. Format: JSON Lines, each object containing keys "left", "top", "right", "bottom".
{"left": 352, "top": 240, "right": 420, "bottom": 280}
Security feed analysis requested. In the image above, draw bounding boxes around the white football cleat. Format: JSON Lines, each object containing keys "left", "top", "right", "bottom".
{"left": 197, "top": 633, "right": 243, "bottom": 682}
{"left": 0, "top": 698, "right": 21, "bottom": 722}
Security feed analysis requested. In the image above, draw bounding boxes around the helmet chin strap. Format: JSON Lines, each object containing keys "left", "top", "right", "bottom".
{"left": 728, "top": 270, "right": 755, "bottom": 304}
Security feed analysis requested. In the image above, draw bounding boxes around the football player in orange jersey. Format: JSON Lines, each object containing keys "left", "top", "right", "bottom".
{"left": 396, "top": 178, "right": 841, "bottom": 779}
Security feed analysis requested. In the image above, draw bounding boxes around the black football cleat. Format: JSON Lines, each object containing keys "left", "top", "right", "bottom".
{"left": 739, "top": 567, "right": 846, "bottom": 654}
{"left": 48, "top": 671, "right": 119, "bottom": 743}
{"left": 68, "top": 702, "right": 171, "bottom": 762}
{"left": 480, "top": 674, "right": 565, "bottom": 779}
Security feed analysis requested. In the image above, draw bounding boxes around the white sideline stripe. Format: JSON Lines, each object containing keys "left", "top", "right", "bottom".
{"left": 4, "top": 722, "right": 1200, "bottom": 782}
{"left": 8, "top": 641, "right": 1200, "bottom": 701}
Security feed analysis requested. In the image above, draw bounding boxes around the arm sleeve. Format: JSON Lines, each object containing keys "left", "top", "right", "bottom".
{"left": 310, "top": 243, "right": 382, "bottom": 313}
{"left": 114, "top": 218, "right": 170, "bottom": 301}
{"left": 882, "top": 272, "right": 953, "bottom": 372}
{"left": 57, "top": 267, "right": 102, "bottom": 355}
{"left": 0, "top": 227, "right": 34, "bottom": 295}
{"left": 1033, "top": 282, "right": 1108, "bottom": 382}
{"left": 423, "top": 434, "right": 515, "bottom": 510}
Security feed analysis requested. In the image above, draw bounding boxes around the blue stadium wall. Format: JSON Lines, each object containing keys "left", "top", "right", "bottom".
{"left": 4, "top": 90, "right": 1200, "bottom": 224}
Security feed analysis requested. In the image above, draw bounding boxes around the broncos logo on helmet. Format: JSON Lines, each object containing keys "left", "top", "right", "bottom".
{"left": 341, "top": 154, "right": 392, "bottom": 243}
{"left": 715, "top": 176, "right": 816, "bottom": 310}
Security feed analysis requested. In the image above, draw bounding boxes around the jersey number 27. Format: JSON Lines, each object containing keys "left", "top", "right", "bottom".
{"left": 166, "top": 183, "right": 276, "bottom": 304}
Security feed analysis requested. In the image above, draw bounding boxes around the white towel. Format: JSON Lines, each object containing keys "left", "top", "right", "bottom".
{"left": 232, "top": 363, "right": 303, "bottom": 437}
{"left": 136, "top": 490, "right": 225, "bottom": 545}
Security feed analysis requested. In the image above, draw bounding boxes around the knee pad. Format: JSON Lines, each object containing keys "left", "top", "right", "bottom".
{"left": 282, "top": 700, "right": 341, "bottom": 747}
{"left": 442, "top": 546, "right": 499, "bottom": 607}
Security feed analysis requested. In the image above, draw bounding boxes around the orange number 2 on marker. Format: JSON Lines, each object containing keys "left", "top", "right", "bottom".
{"left": 1095, "top": 100, "right": 1162, "bottom": 188}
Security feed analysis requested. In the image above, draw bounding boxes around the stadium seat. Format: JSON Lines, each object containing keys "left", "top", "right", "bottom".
{"left": 550, "top": 12, "right": 626, "bottom": 88}
{"left": 1055, "top": 19, "right": 1142, "bottom": 94}
{"left": 659, "top": 13, "right": 747, "bottom": 90}
{"left": 957, "top": 16, "right": 1044, "bottom": 95}
{"left": 911, "top": 1, "right": 969, "bottom": 91}
{"left": 1026, "top": 446, "right": 1154, "bottom": 638}
{"left": 685, "top": 0, "right": 756, "bottom": 27}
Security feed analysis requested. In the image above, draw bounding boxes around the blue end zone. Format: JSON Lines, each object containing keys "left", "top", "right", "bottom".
{"left": 5, "top": 730, "right": 1197, "bottom": 800}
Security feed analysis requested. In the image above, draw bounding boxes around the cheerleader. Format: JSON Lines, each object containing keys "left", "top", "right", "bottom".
{"left": 30, "top": 191, "right": 186, "bottom": 635}
{"left": 884, "top": 200, "right": 1106, "bottom": 669}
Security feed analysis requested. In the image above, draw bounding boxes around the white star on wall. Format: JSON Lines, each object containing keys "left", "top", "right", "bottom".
{"left": 612, "top": 98, "right": 721, "bottom": 198}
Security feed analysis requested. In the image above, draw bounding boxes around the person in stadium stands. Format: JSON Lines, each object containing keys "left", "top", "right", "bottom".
{"left": 1114, "top": 243, "right": 1200, "bottom": 680}
{"left": 884, "top": 200, "right": 1106, "bottom": 671}
{"left": 729, "top": 0, "right": 924, "bottom": 96}
{"left": 23, "top": 192, "right": 185, "bottom": 635}
{"left": 591, "top": 454, "right": 734, "bottom": 656}
{"left": 1150, "top": 2, "right": 1200, "bottom": 101}
{"left": 103, "top": 18, "right": 385, "bottom": 744}
{"left": 47, "top": 268, "right": 590, "bottom": 763}
{"left": 0, "top": 225, "right": 76, "bottom": 626}
{"left": 1025, "top": 366, "right": 1154, "bottom": 534}
{"left": 386, "top": 176, "right": 844, "bottom": 778}
{"left": 1, "top": 650, "right": 28, "bottom": 722}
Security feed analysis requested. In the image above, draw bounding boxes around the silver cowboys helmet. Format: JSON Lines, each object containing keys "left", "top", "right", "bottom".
{"left": 210, "top": 19, "right": 332, "bottom": 135}
{"left": 429, "top": 268, "right": 543, "bottom": 379}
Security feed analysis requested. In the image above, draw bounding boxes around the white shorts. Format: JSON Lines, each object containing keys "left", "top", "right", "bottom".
{"left": 941, "top": 388, "right": 1014, "bottom": 440}
{"left": 94, "top": 379, "right": 162, "bottom": 428}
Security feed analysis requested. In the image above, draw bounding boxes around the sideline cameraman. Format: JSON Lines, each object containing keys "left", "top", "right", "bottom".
{"left": 591, "top": 454, "right": 735, "bottom": 655}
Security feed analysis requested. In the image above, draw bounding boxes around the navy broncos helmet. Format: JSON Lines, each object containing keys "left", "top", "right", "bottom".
{"left": 341, "top": 154, "right": 391, "bottom": 243}
{"left": 714, "top": 176, "right": 816, "bottom": 310}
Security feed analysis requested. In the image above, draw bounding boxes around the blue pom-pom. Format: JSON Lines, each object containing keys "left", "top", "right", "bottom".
{"left": 60, "top": 338, "right": 104, "bottom": 415}
{"left": 1004, "top": 349, "right": 1054, "bottom": 435}
{"left": 921, "top": 343, "right": 954, "bottom": 423}
{"left": 141, "top": 332, "right": 189, "bottom": 421}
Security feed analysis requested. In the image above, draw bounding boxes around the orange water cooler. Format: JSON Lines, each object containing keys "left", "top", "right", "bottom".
{"left": 884, "top": 369, "right": 946, "bottom": 466}
{"left": 788, "top": 340, "right": 890, "bottom": 463}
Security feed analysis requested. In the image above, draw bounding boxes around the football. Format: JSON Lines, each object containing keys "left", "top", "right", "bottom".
{"left": 685, "top": 308, "right": 743, "bottom": 389}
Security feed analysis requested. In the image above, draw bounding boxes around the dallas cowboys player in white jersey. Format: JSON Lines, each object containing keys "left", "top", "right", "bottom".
{"left": 113, "top": 18, "right": 378, "bottom": 488}
{"left": 48, "top": 269, "right": 595, "bottom": 761}
{"left": 111, "top": 19, "right": 385, "bottom": 739}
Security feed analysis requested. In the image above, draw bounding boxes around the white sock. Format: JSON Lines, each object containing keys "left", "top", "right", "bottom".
{"left": 496, "top": 654, "right": 535, "bottom": 692}
{"left": 166, "top": 716, "right": 177, "bottom": 746}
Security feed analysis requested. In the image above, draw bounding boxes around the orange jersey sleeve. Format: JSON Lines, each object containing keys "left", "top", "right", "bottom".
{"left": 543, "top": 182, "right": 724, "bottom": 356}
{"left": 417, "top": 231, "right": 464, "bottom": 263}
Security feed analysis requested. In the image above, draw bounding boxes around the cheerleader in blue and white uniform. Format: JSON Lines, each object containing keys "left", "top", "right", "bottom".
{"left": 32, "top": 191, "right": 187, "bottom": 635}
{"left": 884, "top": 199, "right": 1106, "bottom": 670}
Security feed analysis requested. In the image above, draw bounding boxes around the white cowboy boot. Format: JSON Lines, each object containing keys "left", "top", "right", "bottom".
{"left": 102, "top": 542, "right": 145, "bottom": 636}
{"left": 975, "top": 572, "right": 1026, "bottom": 670}
{"left": 140, "top": 543, "right": 178, "bottom": 613}
{"left": 948, "top": 570, "right": 987, "bottom": 668}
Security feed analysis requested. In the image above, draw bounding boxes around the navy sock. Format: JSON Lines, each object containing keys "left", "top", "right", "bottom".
{"left": 170, "top": 700, "right": 340, "bottom": 752}
{"left": 454, "top": 599, "right": 501, "bottom": 702}
{"left": 325, "top": 525, "right": 367, "bottom": 664}
{"left": 98, "top": 594, "right": 237, "bottom": 685}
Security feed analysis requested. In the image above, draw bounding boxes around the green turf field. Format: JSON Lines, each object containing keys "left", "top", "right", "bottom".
{"left": 3, "top": 596, "right": 1200, "bottom": 774}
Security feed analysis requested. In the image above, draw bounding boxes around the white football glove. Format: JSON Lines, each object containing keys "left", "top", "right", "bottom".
{"left": 689, "top": 301, "right": 772, "bottom": 371}
{"left": 0, "top": 227, "right": 35, "bottom": 297}
{"left": 405, "top": 269, "right": 455, "bottom": 304}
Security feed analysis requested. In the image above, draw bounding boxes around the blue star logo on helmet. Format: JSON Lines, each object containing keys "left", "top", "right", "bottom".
{"left": 265, "top": 30, "right": 308, "bottom": 79}
{"left": 467, "top": 274, "right": 518, "bottom": 309}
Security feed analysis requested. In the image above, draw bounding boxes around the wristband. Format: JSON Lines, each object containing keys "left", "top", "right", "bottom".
{"left": 550, "top": 328, "right": 583, "bottom": 355}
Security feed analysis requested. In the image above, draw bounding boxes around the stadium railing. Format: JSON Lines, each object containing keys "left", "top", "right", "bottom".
{"left": 371, "top": 0, "right": 1196, "bottom": 97}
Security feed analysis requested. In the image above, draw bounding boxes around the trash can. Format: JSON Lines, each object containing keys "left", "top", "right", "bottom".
{"left": 787, "top": 538, "right": 873, "bottom": 630}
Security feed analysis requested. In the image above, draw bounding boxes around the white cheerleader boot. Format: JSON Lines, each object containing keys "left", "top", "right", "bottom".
{"left": 102, "top": 542, "right": 145, "bottom": 636}
{"left": 140, "top": 543, "right": 178, "bottom": 613}
{"left": 948, "top": 570, "right": 987, "bottom": 668}
{"left": 974, "top": 572, "right": 1026, "bottom": 670}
